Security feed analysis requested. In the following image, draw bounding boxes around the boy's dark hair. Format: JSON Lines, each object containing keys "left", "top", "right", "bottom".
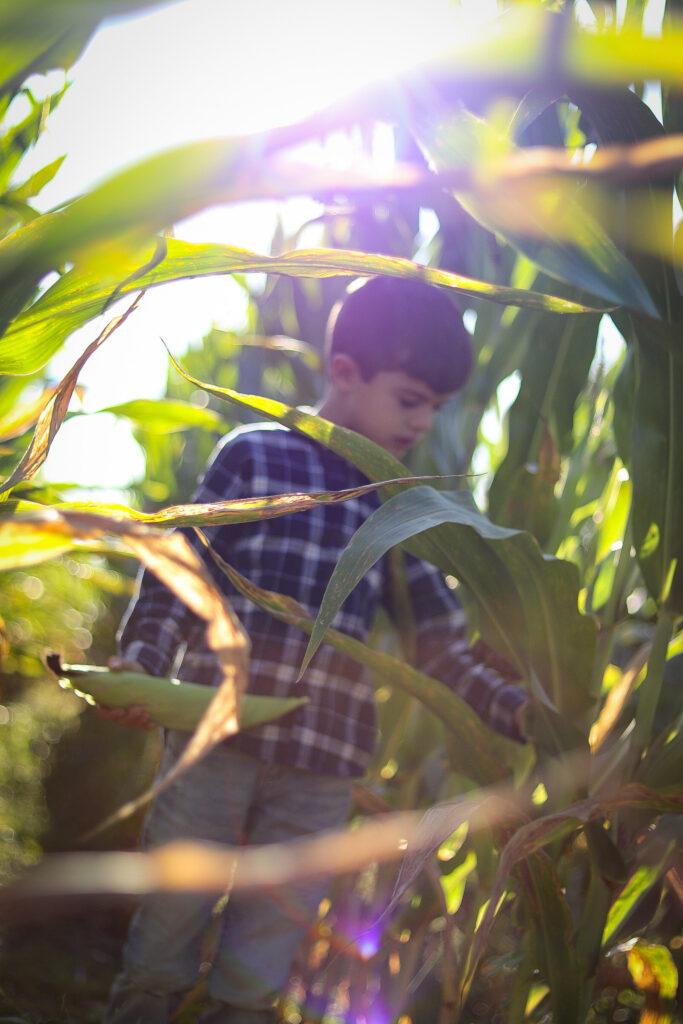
{"left": 325, "top": 276, "right": 473, "bottom": 393}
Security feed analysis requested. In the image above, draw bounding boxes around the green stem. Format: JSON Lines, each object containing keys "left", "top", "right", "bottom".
{"left": 629, "top": 608, "right": 674, "bottom": 764}
{"left": 506, "top": 948, "right": 535, "bottom": 1024}
{"left": 589, "top": 507, "right": 634, "bottom": 698}
{"left": 601, "top": 506, "right": 633, "bottom": 631}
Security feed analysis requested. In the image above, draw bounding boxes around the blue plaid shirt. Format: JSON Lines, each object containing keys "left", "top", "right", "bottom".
{"left": 119, "top": 423, "right": 526, "bottom": 777}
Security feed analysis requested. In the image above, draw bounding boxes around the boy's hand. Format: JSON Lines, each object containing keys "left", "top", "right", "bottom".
{"left": 95, "top": 655, "right": 156, "bottom": 731}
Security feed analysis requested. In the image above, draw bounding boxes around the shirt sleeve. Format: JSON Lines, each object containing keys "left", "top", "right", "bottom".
{"left": 117, "top": 434, "right": 248, "bottom": 675}
{"left": 401, "top": 553, "right": 528, "bottom": 742}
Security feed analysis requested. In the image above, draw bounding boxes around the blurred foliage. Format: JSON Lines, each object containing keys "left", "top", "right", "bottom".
{"left": 0, "top": 0, "right": 681, "bottom": 1022}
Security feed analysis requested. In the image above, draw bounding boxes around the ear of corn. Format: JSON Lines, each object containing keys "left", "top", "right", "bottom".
{"left": 46, "top": 654, "right": 307, "bottom": 732}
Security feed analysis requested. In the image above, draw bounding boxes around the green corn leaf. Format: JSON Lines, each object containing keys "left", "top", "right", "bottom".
{"left": 584, "top": 820, "right": 628, "bottom": 885}
{"left": 298, "top": 485, "right": 596, "bottom": 728}
{"left": 0, "top": 237, "right": 606, "bottom": 376}
{"left": 298, "top": 485, "right": 525, "bottom": 678}
{"left": 0, "top": 515, "right": 86, "bottom": 567}
{"left": 489, "top": 463, "right": 559, "bottom": 551}
{"left": 563, "top": 88, "right": 683, "bottom": 614}
{"left": 574, "top": 855, "right": 612, "bottom": 982}
{"left": 637, "top": 710, "right": 683, "bottom": 791}
{"left": 566, "top": 84, "right": 683, "bottom": 323}
{"left": 440, "top": 849, "right": 478, "bottom": 916}
{"left": 135, "top": 244, "right": 604, "bottom": 314}
{"left": 630, "top": 610, "right": 675, "bottom": 771}
{"left": 488, "top": 304, "right": 601, "bottom": 533}
{"left": 5, "top": 156, "right": 66, "bottom": 205}
{"left": 517, "top": 853, "right": 582, "bottom": 1024}
{"left": 408, "top": 104, "right": 659, "bottom": 316}
{"left": 629, "top": 327, "right": 683, "bottom": 614}
{"left": 613, "top": 344, "right": 636, "bottom": 467}
{"left": 207, "top": 548, "right": 514, "bottom": 787}
{"left": 96, "top": 398, "right": 231, "bottom": 435}
{"left": 458, "top": 784, "right": 683, "bottom": 1019}
{"left": 0, "top": 86, "right": 68, "bottom": 191}
{"left": 602, "top": 859, "right": 671, "bottom": 950}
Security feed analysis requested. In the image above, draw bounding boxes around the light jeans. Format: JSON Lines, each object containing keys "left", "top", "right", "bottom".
{"left": 104, "top": 731, "right": 352, "bottom": 1024}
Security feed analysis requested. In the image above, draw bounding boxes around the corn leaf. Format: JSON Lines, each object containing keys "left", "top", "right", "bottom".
{"left": 408, "top": 104, "right": 659, "bottom": 316}
{"left": 488, "top": 302, "right": 601, "bottom": 529}
{"left": 637, "top": 709, "right": 683, "bottom": 791}
{"left": 298, "top": 485, "right": 596, "bottom": 726}
{"left": 0, "top": 516, "right": 86, "bottom": 567}
{"left": 0, "top": 294, "right": 142, "bottom": 496}
{"left": 0, "top": 85, "right": 68, "bottom": 191}
{"left": 516, "top": 853, "right": 582, "bottom": 1024}
{"left": 630, "top": 611, "right": 675, "bottom": 770}
{"left": 96, "top": 398, "right": 231, "bottom": 435}
{"left": 7, "top": 156, "right": 67, "bottom": 207}
{"left": 602, "top": 856, "right": 672, "bottom": 949}
{"left": 205, "top": 546, "right": 515, "bottom": 787}
{"left": 458, "top": 785, "right": 683, "bottom": 1018}
{"left": 0, "top": 385, "right": 60, "bottom": 441}
{"left": 629, "top": 329, "right": 683, "bottom": 614}
{"left": 567, "top": 84, "right": 681, "bottom": 318}
{"left": 0, "top": 238, "right": 607, "bottom": 376}
{"left": 564, "top": 88, "right": 683, "bottom": 613}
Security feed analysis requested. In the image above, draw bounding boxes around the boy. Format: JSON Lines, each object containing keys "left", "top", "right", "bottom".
{"left": 103, "top": 276, "right": 528, "bottom": 1024}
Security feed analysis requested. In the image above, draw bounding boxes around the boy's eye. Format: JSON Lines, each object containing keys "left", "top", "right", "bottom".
{"left": 399, "top": 396, "right": 420, "bottom": 409}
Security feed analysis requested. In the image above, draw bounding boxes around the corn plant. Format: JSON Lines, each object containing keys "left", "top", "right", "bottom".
{"left": 0, "top": 1, "right": 682, "bottom": 1022}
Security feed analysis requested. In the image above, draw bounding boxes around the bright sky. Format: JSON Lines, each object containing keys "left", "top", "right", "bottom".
{"left": 24, "top": 0, "right": 497, "bottom": 493}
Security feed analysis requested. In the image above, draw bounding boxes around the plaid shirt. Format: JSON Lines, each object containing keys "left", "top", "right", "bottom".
{"left": 119, "top": 423, "right": 526, "bottom": 777}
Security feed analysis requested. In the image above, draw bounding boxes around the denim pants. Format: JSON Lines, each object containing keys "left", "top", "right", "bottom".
{"left": 104, "top": 731, "right": 352, "bottom": 1023}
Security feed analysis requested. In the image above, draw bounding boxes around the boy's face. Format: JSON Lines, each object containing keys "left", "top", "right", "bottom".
{"left": 335, "top": 361, "right": 454, "bottom": 458}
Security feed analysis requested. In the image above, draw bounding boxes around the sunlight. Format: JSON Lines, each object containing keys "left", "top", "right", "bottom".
{"left": 33, "top": 0, "right": 499, "bottom": 205}
{"left": 36, "top": 0, "right": 500, "bottom": 493}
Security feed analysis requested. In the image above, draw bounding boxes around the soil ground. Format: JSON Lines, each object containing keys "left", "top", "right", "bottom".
{"left": 0, "top": 904, "right": 135, "bottom": 1023}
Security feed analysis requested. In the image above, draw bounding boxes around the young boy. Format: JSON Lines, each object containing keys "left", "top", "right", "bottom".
{"left": 103, "top": 276, "right": 528, "bottom": 1024}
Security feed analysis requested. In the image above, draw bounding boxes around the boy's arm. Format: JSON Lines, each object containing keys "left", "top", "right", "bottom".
{"left": 116, "top": 563, "right": 204, "bottom": 676}
{"left": 401, "top": 556, "right": 529, "bottom": 743}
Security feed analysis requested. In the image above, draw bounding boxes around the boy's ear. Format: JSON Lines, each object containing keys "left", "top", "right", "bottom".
{"left": 329, "top": 353, "right": 363, "bottom": 392}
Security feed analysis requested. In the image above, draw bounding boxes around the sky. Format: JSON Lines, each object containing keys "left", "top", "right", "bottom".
{"left": 21, "top": 0, "right": 498, "bottom": 492}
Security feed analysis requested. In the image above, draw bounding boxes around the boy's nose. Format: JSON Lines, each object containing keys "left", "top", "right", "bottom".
{"left": 410, "top": 406, "right": 435, "bottom": 435}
